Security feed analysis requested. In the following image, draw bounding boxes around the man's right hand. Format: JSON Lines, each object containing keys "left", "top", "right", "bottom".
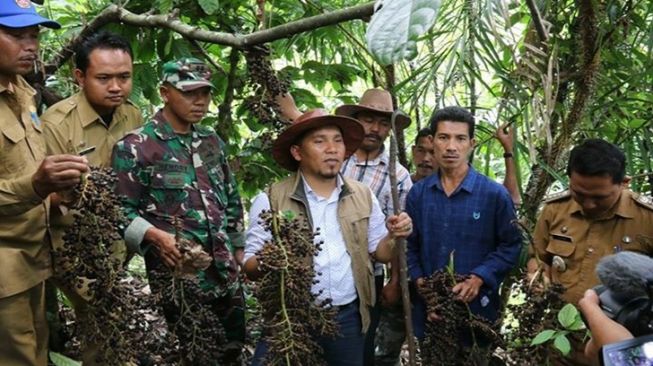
{"left": 144, "top": 227, "right": 181, "bottom": 267}
{"left": 31, "top": 154, "right": 89, "bottom": 198}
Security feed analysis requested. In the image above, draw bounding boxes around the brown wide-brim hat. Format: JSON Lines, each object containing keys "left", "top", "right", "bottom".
{"left": 272, "top": 109, "right": 364, "bottom": 171}
{"left": 335, "top": 88, "right": 411, "bottom": 129}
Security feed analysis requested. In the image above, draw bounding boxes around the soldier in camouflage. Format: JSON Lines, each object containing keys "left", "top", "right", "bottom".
{"left": 111, "top": 58, "right": 245, "bottom": 364}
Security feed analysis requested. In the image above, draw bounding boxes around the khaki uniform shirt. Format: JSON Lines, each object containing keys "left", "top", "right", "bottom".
{"left": 533, "top": 190, "right": 653, "bottom": 304}
{"left": 42, "top": 92, "right": 143, "bottom": 167}
{"left": 42, "top": 92, "right": 143, "bottom": 252}
{"left": 0, "top": 76, "right": 51, "bottom": 299}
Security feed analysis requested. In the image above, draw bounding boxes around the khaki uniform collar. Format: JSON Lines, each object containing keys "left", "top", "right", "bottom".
{"left": 0, "top": 76, "right": 36, "bottom": 97}
{"left": 569, "top": 189, "right": 634, "bottom": 219}
{"left": 75, "top": 92, "right": 105, "bottom": 128}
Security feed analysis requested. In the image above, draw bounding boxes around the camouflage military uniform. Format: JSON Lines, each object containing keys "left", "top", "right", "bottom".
{"left": 112, "top": 108, "right": 245, "bottom": 362}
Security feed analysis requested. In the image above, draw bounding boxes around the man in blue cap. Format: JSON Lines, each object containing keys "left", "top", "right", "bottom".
{"left": 0, "top": 3, "right": 89, "bottom": 366}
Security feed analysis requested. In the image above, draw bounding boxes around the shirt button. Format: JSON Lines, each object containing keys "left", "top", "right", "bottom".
{"left": 588, "top": 248, "right": 594, "bottom": 254}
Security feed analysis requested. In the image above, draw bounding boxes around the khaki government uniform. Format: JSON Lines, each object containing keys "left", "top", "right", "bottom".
{"left": 533, "top": 189, "right": 653, "bottom": 365}
{"left": 41, "top": 91, "right": 142, "bottom": 365}
{"left": 42, "top": 91, "right": 143, "bottom": 253}
{"left": 0, "top": 76, "right": 50, "bottom": 366}
{"left": 269, "top": 173, "right": 376, "bottom": 332}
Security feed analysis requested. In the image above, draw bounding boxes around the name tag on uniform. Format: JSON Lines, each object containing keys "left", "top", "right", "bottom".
{"left": 551, "top": 234, "right": 573, "bottom": 243}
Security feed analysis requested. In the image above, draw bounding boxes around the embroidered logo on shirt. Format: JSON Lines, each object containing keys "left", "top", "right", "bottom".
{"left": 31, "top": 112, "right": 41, "bottom": 128}
{"left": 16, "top": 0, "right": 31, "bottom": 8}
{"left": 480, "top": 295, "right": 489, "bottom": 307}
{"left": 473, "top": 211, "right": 481, "bottom": 220}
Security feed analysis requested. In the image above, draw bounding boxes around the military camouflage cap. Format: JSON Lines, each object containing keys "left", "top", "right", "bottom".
{"left": 162, "top": 58, "right": 214, "bottom": 91}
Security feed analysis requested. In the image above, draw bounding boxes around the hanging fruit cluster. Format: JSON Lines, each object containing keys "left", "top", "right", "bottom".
{"left": 418, "top": 270, "right": 502, "bottom": 365}
{"left": 54, "top": 167, "right": 147, "bottom": 365}
{"left": 502, "top": 276, "right": 568, "bottom": 365}
{"left": 243, "top": 45, "right": 291, "bottom": 129}
{"left": 254, "top": 210, "right": 339, "bottom": 366}
{"left": 146, "top": 218, "right": 230, "bottom": 365}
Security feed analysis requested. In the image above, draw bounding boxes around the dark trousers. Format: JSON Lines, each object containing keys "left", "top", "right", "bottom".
{"left": 363, "top": 274, "right": 385, "bottom": 365}
{"left": 251, "top": 300, "right": 365, "bottom": 366}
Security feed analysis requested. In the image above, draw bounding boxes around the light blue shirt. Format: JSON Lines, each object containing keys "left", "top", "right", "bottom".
{"left": 245, "top": 174, "right": 388, "bottom": 305}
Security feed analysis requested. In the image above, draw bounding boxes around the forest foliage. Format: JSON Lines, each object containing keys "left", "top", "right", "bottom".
{"left": 36, "top": 0, "right": 653, "bottom": 219}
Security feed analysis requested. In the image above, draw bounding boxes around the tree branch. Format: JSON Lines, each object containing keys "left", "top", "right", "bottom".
{"left": 525, "top": 0, "right": 548, "bottom": 43}
{"left": 48, "top": 2, "right": 375, "bottom": 71}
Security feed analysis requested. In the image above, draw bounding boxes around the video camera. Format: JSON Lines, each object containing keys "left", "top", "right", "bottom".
{"left": 593, "top": 251, "right": 653, "bottom": 337}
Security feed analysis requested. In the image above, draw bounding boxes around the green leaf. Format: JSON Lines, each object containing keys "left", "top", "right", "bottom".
{"left": 156, "top": 0, "right": 174, "bottom": 13}
{"left": 567, "top": 318, "right": 587, "bottom": 331}
{"left": 49, "top": 352, "right": 81, "bottom": 366}
{"left": 554, "top": 334, "right": 572, "bottom": 356}
{"left": 198, "top": 0, "right": 220, "bottom": 15}
{"left": 558, "top": 303, "right": 579, "bottom": 329}
{"left": 531, "top": 329, "right": 556, "bottom": 345}
{"left": 366, "top": 0, "right": 441, "bottom": 65}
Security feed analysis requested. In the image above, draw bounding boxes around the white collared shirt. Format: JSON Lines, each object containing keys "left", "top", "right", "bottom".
{"left": 244, "top": 175, "right": 388, "bottom": 305}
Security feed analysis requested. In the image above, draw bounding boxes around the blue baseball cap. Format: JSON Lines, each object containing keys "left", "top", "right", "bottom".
{"left": 0, "top": 0, "right": 60, "bottom": 29}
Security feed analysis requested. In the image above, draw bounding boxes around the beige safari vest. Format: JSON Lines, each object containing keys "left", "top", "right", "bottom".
{"left": 269, "top": 173, "right": 377, "bottom": 332}
{"left": 0, "top": 76, "right": 51, "bottom": 298}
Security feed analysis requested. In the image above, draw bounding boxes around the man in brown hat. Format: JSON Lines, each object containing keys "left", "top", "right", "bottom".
{"left": 335, "top": 88, "right": 413, "bottom": 365}
{"left": 275, "top": 89, "right": 413, "bottom": 365}
{"left": 243, "top": 109, "right": 413, "bottom": 366}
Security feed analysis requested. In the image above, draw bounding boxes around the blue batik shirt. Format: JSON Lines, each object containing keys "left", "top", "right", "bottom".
{"left": 406, "top": 166, "right": 521, "bottom": 339}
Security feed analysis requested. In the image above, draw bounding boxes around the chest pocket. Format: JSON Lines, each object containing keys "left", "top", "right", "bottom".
{"left": 342, "top": 211, "right": 372, "bottom": 267}
{"left": 0, "top": 124, "right": 27, "bottom": 176}
{"left": 149, "top": 163, "right": 188, "bottom": 211}
{"left": 545, "top": 234, "right": 578, "bottom": 288}
{"left": 545, "top": 235, "right": 576, "bottom": 258}
{"left": 632, "top": 234, "right": 653, "bottom": 253}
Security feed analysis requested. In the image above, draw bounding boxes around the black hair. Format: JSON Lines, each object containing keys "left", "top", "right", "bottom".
{"left": 74, "top": 30, "right": 133, "bottom": 72}
{"left": 428, "top": 106, "right": 475, "bottom": 138}
{"left": 414, "top": 128, "right": 432, "bottom": 145}
{"left": 567, "top": 139, "right": 626, "bottom": 183}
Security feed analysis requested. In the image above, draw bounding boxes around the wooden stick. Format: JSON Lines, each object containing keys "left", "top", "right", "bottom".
{"left": 388, "top": 109, "right": 417, "bottom": 366}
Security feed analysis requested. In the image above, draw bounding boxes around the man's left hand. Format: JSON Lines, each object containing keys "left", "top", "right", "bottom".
{"left": 386, "top": 212, "right": 413, "bottom": 239}
{"left": 452, "top": 274, "right": 484, "bottom": 303}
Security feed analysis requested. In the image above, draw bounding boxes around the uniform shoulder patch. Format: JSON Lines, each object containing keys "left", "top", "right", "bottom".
{"left": 41, "top": 97, "right": 77, "bottom": 125}
{"left": 544, "top": 190, "right": 571, "bottom": 203}
{"left": 632, "top": 192, "right": 653, "bottom": 211}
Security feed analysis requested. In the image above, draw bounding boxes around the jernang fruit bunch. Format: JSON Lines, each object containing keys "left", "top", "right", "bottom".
{"left": 502, "top": 275, "right": 568, "bottom": 365}
{"left": 418, "top": 270, "right": 502, "bottom": 366}
{"left": 146, "top": 221, "right": 230, "bottom": 365}
{"left": 147, "top": 266, "right": 229, "bottom": 365}
{"left": 255, "top": 210, "right": 339, "bottom": 366}
{"left": 243, "top": 45, "right": 291, "bottom": 130}
{"left": 54, "top": 167, "right": 147, "bottom": 365}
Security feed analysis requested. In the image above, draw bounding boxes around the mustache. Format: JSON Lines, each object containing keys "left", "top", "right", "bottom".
{"left": 364, "top": 134, "right": 382, "bottom": 140}
{"left": 418, "top": 163, "right": 433, "bottom": 168}
{"left": 20, "top": 55, "right": 37, "bottom": 62}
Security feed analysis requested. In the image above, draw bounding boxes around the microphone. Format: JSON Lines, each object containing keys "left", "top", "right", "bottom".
{"left": 596, "top": 251, "right": 653, "bottom": 300}
{"left": 594, "top": 251, "right": 653, "bottom": 336}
